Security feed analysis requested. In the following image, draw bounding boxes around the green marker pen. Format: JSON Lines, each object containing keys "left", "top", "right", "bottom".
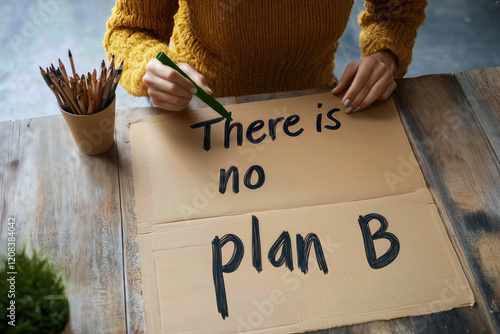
{"left": 155, "top": 51, "right": 233, "bottom": 121}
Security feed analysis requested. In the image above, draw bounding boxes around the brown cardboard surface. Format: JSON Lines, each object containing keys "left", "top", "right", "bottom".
{"left": 132, "top": 94, "right": 423, "bottom": 224}
{"left": 130, "top": 93, "right": 474, "bottom": 333}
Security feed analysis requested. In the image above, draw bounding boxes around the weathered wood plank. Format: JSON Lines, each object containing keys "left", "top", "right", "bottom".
{"left": 454, "top": 67, "right": 500, "bottom": 158}
{"left": 393, "top": 73, "right": 500, "bottom": 333}
{"left": 0, "top": 121, "right": 16, "bottom": 240}
{"left": 115, "top": 108, "right": 157, "bottom": 334}
{"left": 0, "top": 115, "right": 127, "bottom": 333}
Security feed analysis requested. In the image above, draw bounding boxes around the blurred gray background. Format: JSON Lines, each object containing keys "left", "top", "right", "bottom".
{"left": 1, "top": 0, "right": 499, "bottom": 122}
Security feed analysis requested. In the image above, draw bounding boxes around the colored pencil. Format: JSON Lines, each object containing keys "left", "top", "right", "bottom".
{"left": 40, "top": 52, "right": 123, "bottom": 115}
{"left": 68, "top": 49, "right": 77, "bottom": 79}
{"left": 105, "top": 60, "right": 123, "bottom": 107}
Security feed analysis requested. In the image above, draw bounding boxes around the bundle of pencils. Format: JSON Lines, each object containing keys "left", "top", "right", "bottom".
{"left": 40, "top": 50, "right": 123, "bottom": 115}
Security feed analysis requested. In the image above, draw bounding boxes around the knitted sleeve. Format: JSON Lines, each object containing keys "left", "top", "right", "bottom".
{"left": 103, "top": 0, "right": 179, "bottom": 96}
{"left": 358, "top": 0, "right": 427, "bottom": 78}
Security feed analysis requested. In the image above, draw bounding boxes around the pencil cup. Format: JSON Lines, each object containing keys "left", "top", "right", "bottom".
{"left": 60, "top": 97, "right": 116, "bottom": 155}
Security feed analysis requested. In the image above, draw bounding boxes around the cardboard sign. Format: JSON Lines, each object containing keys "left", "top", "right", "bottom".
{"left": 130, "top": 93, "right": 474, "bottom": 333}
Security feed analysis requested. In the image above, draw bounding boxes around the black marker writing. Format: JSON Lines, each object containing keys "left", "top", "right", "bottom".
{"left": 316, "top": 115, "right": 323, "bottom": 133}
{"left": 190, "top": 116, "right": 224, "bottom": 151}
{"left": 219, "top": 165, "right": 265, "bottom": 194}
{"left": 219, "top": 166, "right": 239, "bottom": 194}
{"left": 316, "top": 103, "right": 323, "bottom": 132}
{"left": 243, "top": 165, "right": 265, "bottom": 190}
{"left": 212, "top": 234, "right": 244, "bottom": 319}
{"left": 224, "top": 118, "right": 243, "bottom": 149}
{"left": 211, "top": 215, "right": 331, "bottom": 319}
{"left": 296, "top": 233, "right": 329, "bottom": 274}
{"left": 192, "top": 113, "right": 314, "bottom": 151}
{"left": 324, "top": 108, "right": 341, "bottom": 130}
{"left": 358, "top": 213, "right": 400, "bottom": 269}
{"left": 316, "top": 107, "right": 341, "bottom": 132}
{"left": 252, "top": 215, "right": 262, "bottom": 272}
{"left": 246, "top": 120, "right": 266, "bottom": 144}
{"left": 268, "top": 231, "right": 294, "bottom": 271}
{"left": 283, "top": 115, "right": 303, "bottom": 137}
{"left": 268, "top": 117, "right": 284, "bottom": 140}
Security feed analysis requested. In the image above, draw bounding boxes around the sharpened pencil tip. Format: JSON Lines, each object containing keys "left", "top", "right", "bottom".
{"left": 68, "top": 49, "right": 72, "bottom": 57}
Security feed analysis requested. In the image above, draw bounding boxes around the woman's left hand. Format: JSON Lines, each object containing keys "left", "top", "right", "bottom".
{"left": 331, "top": 51, "right": 397, "bottom": 113}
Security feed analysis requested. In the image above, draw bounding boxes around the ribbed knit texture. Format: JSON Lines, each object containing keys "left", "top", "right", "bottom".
{"left": 103, "top": 0, "right": 426, "bottom": 98}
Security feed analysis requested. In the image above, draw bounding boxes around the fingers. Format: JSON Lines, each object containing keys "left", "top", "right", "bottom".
{"left": 331, "top": 62, "right": 358, "bottom": 105}
{"left": 348, "top": 70, "right": 394, "bottom": 112}
{"left": 178, "top": 63, "right": 213, "bottom": 94}
{"left": 355, "top": 77, "right": 395, "bottom": 111}
{"left": 343, "top": 58, "right": 383, "bottom": 112}
{"left": 379, "top": 80, "right": 397, "bottom": 100}
{"left": 147, "top": 86, "right": 193, "bottom": 111}
{"left": 143, "top": 59, "right": 212, "bottom": 111}
{"left": 334, "top": 56, "right": 396, "bottom": 114}
{"left": 145, "top": 58, "right": 195, "bottom": 96}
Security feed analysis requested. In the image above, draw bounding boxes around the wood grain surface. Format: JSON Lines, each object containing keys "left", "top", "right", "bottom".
{"left": 0, "top": 116, "right": 127, "bottom": 333}
{"left": 115, "top": 108, "right": 156, "bottom": 334}
{"left": 455, "top": 67, "right": 500, "bottom": 158}
{"left": 393, "top": 71, "right": 500, "bottom": 333}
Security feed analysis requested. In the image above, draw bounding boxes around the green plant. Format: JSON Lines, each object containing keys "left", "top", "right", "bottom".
{"left": 0, "top": 245, "right": 69, "bottom": 333}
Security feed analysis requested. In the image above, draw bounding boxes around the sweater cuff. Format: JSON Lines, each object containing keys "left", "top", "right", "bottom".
{"left": 125, "top": 41, "right": 177, "bottom": 97}
{"left": 359, "top": 20, "right": 419, "bottom": 79}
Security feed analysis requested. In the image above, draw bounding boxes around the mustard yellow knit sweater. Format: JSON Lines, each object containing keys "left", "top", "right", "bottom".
{"left": 103, "top": 0, "right": 426, "bottom": 98}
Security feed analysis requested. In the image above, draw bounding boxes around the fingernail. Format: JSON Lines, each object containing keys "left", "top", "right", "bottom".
{"left": 344, "top": 99, "right": 351, "bottom": 107}
{"left": 331, "top": 86, "right": 337, "bottom": 93}
{"left": 354, "top": 106, "right": 361, "bottom": 113}
{"left": 345, "top": 107, "right": 352, "bottom": 114}
{"left": 206, "top": 87, "right": 214, "bottom": 94}
{"left": 190, "top": 87, "right": 197, "bottom": 94}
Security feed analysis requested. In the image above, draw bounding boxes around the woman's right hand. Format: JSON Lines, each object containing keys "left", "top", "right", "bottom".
{"left": 142, "top": 58, "right": 212, "bottom": 111}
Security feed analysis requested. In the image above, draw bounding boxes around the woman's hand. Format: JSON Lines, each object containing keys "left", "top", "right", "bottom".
{"left": 142, "top": 58, "right": 213, "bottom": 111}
{"left": 331, "top": 51, "right": 397, "bottom": 113}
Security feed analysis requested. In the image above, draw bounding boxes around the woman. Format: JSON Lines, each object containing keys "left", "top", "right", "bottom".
{"left": 104, "top": 0, "right": 426, "bottom": 113}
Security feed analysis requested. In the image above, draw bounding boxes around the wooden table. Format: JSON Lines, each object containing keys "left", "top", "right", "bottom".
{"left": 1, "top": 67, "right": 499, "bottom": 333}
